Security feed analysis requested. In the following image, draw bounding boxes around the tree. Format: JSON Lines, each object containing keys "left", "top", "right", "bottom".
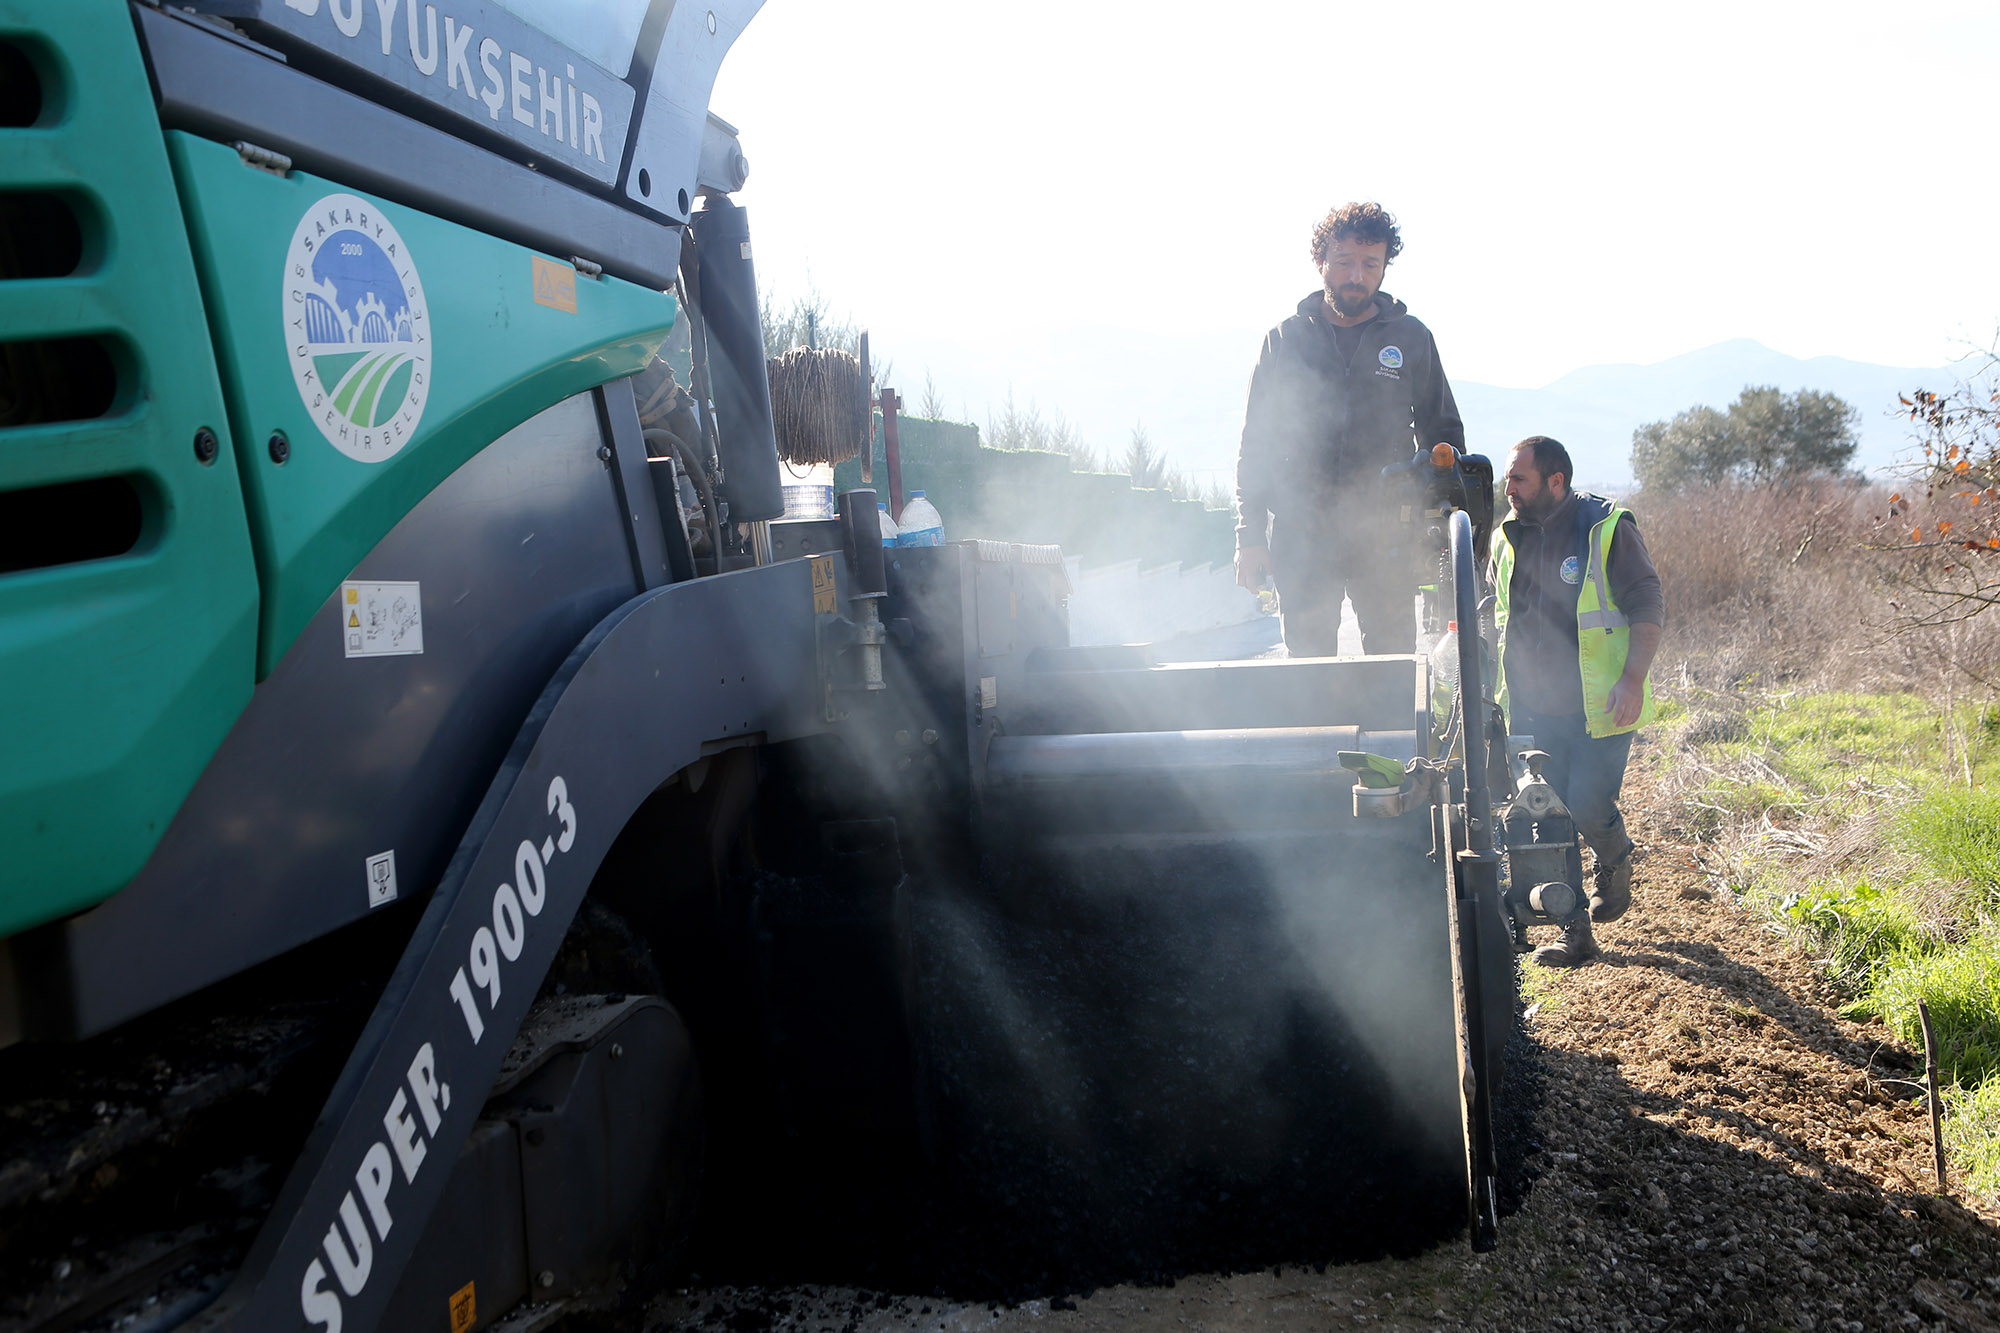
{"left": 918, "top": 369, "right": 945, "bottom": 421}
{"left": 1630, "top": 385, "right": 1859, "bottom": 493}
{"left": 757, "top": 287, "right": 895, "bottom": 397}
{"left": 986, "top": 389, "right": 1095, "bottom": 469}
{"left": 1122, "top": 424, "right": 1172, "bottom": 490}
{"left": 760, "top": 287, "right": 856, "bottom": 359}
{"left": 1871, "top": 350, "right": 2000, "bottom": 629}
{"left": 1630, "top": 404, "right": 1737, "bottom": 494}
{"left": 1730, "top": 386, "right": 1860, "bottom": 484}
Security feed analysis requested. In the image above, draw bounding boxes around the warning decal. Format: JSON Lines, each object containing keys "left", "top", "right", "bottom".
{"left": 449, "top": 1281, "right": 476, "bottom": 1333}
{"left": 341, "top": 580, "right": 424, "bottom": 658}
{"left": 532, "top": 255, "right": 577, "bottom": 313}
{"left": 810, "top": 555, "right": 838, "bottom": 614}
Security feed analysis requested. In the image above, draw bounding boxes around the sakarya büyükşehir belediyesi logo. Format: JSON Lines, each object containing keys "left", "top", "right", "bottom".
{"left": 282, "top": 193, "right": 431, "bottom": 463}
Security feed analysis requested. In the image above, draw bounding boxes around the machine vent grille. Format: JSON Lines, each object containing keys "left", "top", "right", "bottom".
{"left": 0, "top": 335, "right": 119, "bottom": 429}
{"left": 0, "top": 191, "right": 87, "bottom": 280}
{"left": 0, "top": 41, "right": 42, "bottom": 127}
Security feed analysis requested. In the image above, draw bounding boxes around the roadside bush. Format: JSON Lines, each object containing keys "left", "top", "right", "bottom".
{"left": 1639, "top": 478, "right": 2000, "bottom": 703}
{"left": 1636, "top": 480, "right": 1901, "bottom": 691}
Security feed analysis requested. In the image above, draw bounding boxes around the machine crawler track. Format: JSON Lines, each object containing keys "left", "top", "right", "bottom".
{"left": 0, "top": 990, "right": 370, "bottom": 1332}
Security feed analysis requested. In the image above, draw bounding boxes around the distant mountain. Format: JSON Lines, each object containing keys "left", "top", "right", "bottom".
{"left": 1453, "top": 339, "right": 1959, "bottom": 489}
{"left": 880, "top": 327, "right": 1963, "bottom": 495}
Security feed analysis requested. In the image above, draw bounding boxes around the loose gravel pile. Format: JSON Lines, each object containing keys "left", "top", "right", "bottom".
{"left": 638, "top": 733, "right": 2000, "bottom": 1333}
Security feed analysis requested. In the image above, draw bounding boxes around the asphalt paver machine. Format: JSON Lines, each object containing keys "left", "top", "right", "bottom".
{"left": 0, "top": 3, "right": 1533, "bottom": 1327}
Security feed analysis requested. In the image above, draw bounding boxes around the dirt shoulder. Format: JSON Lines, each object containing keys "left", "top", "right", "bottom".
{"left": 647, "top": 733, "right": 2000, "bottom": 1333}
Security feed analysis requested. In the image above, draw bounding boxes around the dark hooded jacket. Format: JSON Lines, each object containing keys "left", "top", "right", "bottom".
{"left": 1498, "top": 490, "right": 1666, "bottom": 718}
{"left": 1235, "top": 289, "right": 1464, "bottom": 544}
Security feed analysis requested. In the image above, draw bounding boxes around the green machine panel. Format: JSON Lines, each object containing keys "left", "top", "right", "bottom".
{"left": 0, "top": 0, "right": 260, "bottom": 936}
{"left": 166, "top": 133, "right": 676, "bottom": 674}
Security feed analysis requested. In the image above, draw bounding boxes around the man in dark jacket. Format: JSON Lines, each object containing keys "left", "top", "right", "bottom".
{"left": 1235, "top": 202, "right": 1464, "bottom": 655}
{"left": 1493, "top": 436, "right": 1665, "bottom": 968}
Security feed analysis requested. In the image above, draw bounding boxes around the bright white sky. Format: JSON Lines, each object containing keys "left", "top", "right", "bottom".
{"left": 712, "top": 0, "right": 1999, "bottom": 399}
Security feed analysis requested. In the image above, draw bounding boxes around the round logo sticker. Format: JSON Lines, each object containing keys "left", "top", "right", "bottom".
{"left": 1378, "top": 345, "right": 1404, "bottom": 370}
{"left": 282, "top": 194, "right": 430, "bottom": 464}
{"left": 1560, "top": 555, "right": 1583, "bottom": 585}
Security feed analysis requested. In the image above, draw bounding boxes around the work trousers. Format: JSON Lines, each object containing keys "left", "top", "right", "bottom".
{"left": 1271, "top": 514, "right": 1414, "bottom": 657}
{"left": 1511, "top": 704, "right": 1635, "bottom": 870}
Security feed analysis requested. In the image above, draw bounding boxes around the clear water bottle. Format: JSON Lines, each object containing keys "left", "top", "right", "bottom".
{"left": 877, "top": 502, "right": 898, "bottom": 546}
{"left": 781, "top": 462, "right": 836, "bottom": 520}
{"left": 897, "top": 490, "right": 944, "bottom": 547}
{"left": 1429, "top": 619, "right": 1460, "bottom": 723}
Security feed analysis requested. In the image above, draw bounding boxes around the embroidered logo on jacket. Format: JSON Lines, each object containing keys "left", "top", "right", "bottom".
{"left": 1378, "top": 345, "right": 1404, "bottom": 370}
{"left": 1560, "top": 555, "right": 1583, "bottom": 585}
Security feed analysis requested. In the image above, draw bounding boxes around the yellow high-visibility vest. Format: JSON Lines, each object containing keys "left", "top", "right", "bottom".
{"left": 1490, "top": 494, "right": 1656, "bottom": 739}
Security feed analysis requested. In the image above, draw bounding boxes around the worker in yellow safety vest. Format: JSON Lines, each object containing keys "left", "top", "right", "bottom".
{"left": 1492, "top": 436, "right": 1665, "bottom": 968}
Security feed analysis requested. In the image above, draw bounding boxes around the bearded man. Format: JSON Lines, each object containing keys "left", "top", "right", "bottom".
{"left": 1234, "top": 201, "right": 1465, "bottom": 655}
{"left": 1494, "top": 436, "right": 1666, "bottom": 967}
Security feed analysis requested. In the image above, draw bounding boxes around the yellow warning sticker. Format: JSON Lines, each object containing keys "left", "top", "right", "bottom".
{"left": 345, "top": 587, "right": 359, "bottom": 604}
{"left": 532, "top": 254, "right": 577, "bottom": 313}
{"left": 449, "top": 1280, "right": 476, "bottom": 1333}
{"left": 348, "top": 610, "right": 360, "bottom": 628}
{"left": 810, "top": 555, "right": 838, "bottom": 614}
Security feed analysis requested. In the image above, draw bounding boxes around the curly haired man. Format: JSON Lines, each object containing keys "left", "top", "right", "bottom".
{"left": 1234, "top": 202, "right": 1464, "bottom": 655}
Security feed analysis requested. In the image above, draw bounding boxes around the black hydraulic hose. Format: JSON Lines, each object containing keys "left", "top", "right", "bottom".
{"left": 675, "top": 250, "right": 733, "bottom": 554}
{"left": 645, "top": 427, "right": 720, "bottom": 561}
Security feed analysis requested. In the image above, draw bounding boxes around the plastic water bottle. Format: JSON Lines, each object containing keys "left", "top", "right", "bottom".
{"left": 781, "top": 462, "right": 836, "bottom": 520}
{"left": 1429, "top": 620, "right": 1460, "bottom": 724}
{"left": 1428, "top": 618, "right": 1496, "bottom": 728}
{"left": 896, "top": 491, "right": 944, "bottom": 547}
{"left": 877, "top": 502, "right": 898, "bottom": 546}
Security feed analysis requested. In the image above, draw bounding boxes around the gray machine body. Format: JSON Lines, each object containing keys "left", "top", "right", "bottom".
{"left": 136, "top": 0, "right": 763, "bottom": 287}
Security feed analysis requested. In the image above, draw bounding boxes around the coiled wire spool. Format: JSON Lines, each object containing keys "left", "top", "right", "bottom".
{"left": 766, "top": 346, "right": 870, "bottom": 467}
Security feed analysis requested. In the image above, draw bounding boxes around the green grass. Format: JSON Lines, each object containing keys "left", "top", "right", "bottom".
{"left": 1859, "top": 936, "right": 2000, "bottom": 1087}
{"left": 1674, "top": 689, "right": 2000, "bottom": 1193}
{"left": 1519, "top": 964, "right": 1567, "bottom": 1013}
{"left": 1896, "top": 785, "right": 2000, "bottom": 906}
{"left": 1778, "top": 878, "right": 1931, "bottom": 991}
{"left": 1700, "top": 692, "right": 1959, "bottom": 816}
{"left": 1946, "top": 1074, "right": 2000, "bottom": 1200}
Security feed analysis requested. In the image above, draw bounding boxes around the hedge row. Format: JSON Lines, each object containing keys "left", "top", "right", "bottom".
{"left": 828, "top": 416, "right": 1234, "bottom": 570}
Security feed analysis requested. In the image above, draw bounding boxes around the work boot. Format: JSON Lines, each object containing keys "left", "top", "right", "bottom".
{"left": 1590, "top": 849, "right": 1634, "bottom": 923}
{"left": 1531, "top": 917, "right": 1601, "bottom": 969}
